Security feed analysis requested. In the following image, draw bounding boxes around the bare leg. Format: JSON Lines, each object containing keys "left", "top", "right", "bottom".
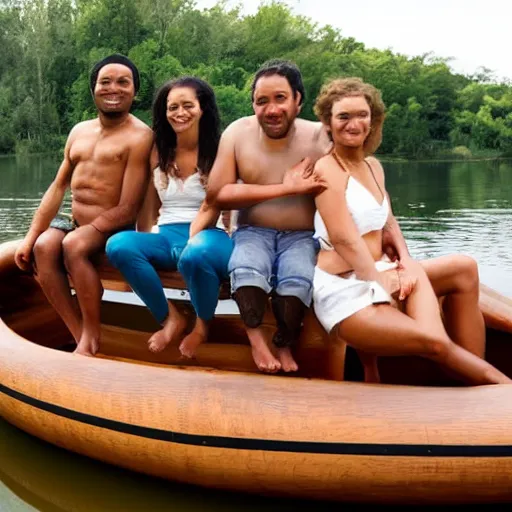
{"left": 421, "top": 255, "right": 485, "bottom": 357}
{"left": 246, "top": 326, "right": 281, "bottom": 373}
{"left": 326, "top": 340, "right": 347, "bottom": 381}
{"left": 33, "top": 229, "right": 82, "bottom": 343}
{"left": 232, "top": 286, "right": 281, "bottom": 373}
{"left": 179, "top": 316, "right": 208, "bottom": 358}
{"left": 336, "top": 260, "right": 510, "bottom": 385}
{"left": 356, "top": 350, "right": 380, "bottom": 383}
{"left": 358, "top": 255, "right": 484, "bottom": 381}
{"left": 271, "top": 295, "right": 303, "bottom": 372}
{"left": 148, "top": 301, "right": 187, "bottom": 353}
{"left": 62, "top": 235, "right": 103, "bottom": 357}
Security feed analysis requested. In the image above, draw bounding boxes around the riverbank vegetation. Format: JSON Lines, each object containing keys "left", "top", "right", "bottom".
{"left": 0, "top": 0, "right": 511, "bottom": 158}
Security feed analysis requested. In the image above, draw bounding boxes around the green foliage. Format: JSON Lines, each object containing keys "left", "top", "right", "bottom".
{"left": 214, "top": 84, "right": 252, "bottom": 128}
{"left": 0, "top": 0, "right": 511, "bottom": 157}
{"left": 451, "top": 145, "right": 472, "bottom": 159}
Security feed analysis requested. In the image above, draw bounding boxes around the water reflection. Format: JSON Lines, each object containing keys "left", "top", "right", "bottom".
{"left": 383, "top": 158, "right": 512, "bottom": 296}
{"left": 0, "top": 417, "right": 500, "bottom": 510}
{"left": 0, "top": 153, "right": 71, "bottom": 245}
{"left": 0, "top": 418, "right": 336, "bottom": 512}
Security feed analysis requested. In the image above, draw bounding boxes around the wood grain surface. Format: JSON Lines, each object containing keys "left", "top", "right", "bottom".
{"left": 2, "top": 239, "right": 512, "bottom": 504}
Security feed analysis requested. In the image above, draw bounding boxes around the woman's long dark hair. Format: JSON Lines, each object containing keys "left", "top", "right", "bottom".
{"left": 152, "top": 76, "right": 221, "bottom": 178}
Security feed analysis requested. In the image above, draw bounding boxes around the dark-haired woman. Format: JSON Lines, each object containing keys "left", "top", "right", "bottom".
{"left": 106, "top": 76, "right": 232, "bottom": 357}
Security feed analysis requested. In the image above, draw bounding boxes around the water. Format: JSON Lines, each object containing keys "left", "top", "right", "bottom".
{"left": 0, "top": 154, "right": 511, "bottom": 510}
{"left": 384, "top": 159, "right": 512, "bottom": 297}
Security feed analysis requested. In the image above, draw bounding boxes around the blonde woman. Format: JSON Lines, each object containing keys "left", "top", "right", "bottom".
{"left": 310, "top": 77, "right": 510, "bottom": 385}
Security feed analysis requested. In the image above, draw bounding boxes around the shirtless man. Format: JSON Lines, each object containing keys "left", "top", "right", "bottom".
{"left": 14, "top": 54, "right": 153, "bottom": 357}
{"left": 205, "top": 59, "right": 331, "bottom": 373}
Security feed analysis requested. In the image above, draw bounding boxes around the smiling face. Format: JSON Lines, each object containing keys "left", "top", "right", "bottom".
{"left": 252, "top": 74, "right": 301, "bottom": 139}
{"left": 166, "top": 86, "right": 203, "bottom": 135}
{"left": 93, "top": 64, "right": 135, "bottom": 116}
{"left": 329, "top": 95, "right": 372, "bottom": 149}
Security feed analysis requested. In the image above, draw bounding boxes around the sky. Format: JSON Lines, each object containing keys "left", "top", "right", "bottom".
{"left": 195, "top": 0, "right": 511, "bottom": 82}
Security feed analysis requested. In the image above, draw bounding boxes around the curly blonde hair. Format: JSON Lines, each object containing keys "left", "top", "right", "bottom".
{"left": 313, "top": 77, "right": 386, "bottom": 155}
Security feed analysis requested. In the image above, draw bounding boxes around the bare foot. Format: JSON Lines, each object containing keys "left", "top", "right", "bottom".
{"left": 179, "top": 318, "right": 208, "bottom": 358}
{"left": 74, "top": 334, "right": 99, "bottom": 357}
{"left": 246, "top": 327, "right": 281, "bottom": 373}
{"left": 148, "top": 308, "right": 187, "bottom": 353}
{"left": 276, "top": 347, "right": 298, "bottom": 372}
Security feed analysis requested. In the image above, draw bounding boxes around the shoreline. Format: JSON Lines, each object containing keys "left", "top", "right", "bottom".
{"left": 1, "top": 151, "right": 511, "bottom": 164}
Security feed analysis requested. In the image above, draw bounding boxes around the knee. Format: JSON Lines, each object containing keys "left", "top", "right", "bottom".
{"left": 422, "top": 334, "right": 451, "bottom": 360}
{"left": 181, "top": 230, "right": 233, "bottom": 272}
{"left": 233, "top": 286, "right": 268, "bottom": 328}
{"left": 33, "top": 234, "right": 62, "bottom": 263}
{"left": 276, "top": 278, "right": 313, "bottom": 308}
{"left": 62, "top": 236, "right": 87, "bottom": 269}
{"left": 178, "top": 241, "right": 208, "bottom": 275}
{"left": 453, "top": 255, "right": 479, "bottom": 293}
{"left": 105, "top": 232, "right": 138, "bottom": 266}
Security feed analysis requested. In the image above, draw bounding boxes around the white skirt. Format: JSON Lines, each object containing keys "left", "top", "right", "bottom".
{"left": 313, "top": 257, "right": 398, "bottom": 334}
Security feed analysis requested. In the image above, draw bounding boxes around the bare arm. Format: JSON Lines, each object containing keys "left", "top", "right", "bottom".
{"left": 205, "top": 122, "right": 239, "bottom": 206}
{"left": 214, "top": 182, "right": 298, "bottom": 210}
{"left": 314, "top": 161, "right": 380, "bottom": 282}
{"left": 90, "top": 130, "right": 153, "bottom": 234}
{"left": 136, "top": 180, "right": 160, "bottom": 232}
{"left": 367, "top": 157, "right": 412, "bottom": 262}
{"left": 25, "top": 136, "right": 75, "bottom": 245}
{"left": 189, "top": 200, "right": 221, "bottom": 238}
{"left": 136, "top": 146, "right": 160, "bottom": 232}
{"left": 14, "top": 132, "right": 76, "bottom": 270}
{"left": 205, "top": 121, "right": 311, "bottom": 209}
{"left": 382, "top": 194, "right": 412, "bottom": 261}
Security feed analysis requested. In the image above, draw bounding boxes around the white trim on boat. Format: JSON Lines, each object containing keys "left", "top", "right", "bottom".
{"left": 101, "top": 289, "right": 240, "bottom": 315}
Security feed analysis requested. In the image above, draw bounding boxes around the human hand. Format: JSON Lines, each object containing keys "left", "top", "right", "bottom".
{"left": 395, "top": 260, "right": 418, "bottom": 301}
{"left": 283, "top": 158, "right": 326, "bottom": 195}
{"left": 14, "top": 237, "right": 35, "bottom": 272}
{"left": 376, "top": 269, "right": 400, "bottom": 297}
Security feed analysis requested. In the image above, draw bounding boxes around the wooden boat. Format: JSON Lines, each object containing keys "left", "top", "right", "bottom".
{"left": 2, "top": 238, "right": 512, "bottom": 505}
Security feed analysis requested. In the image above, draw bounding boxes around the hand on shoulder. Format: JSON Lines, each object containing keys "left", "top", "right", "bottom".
{"left": 313, "top": 152, "right": 340, "bottom": 180}
{"left": 283, "top": 157, "right": 326, "bottom": 195}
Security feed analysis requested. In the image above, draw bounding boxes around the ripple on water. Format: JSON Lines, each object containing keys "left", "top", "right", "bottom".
{"left": 397, "top": 209, "right": 512, "bottom": 297}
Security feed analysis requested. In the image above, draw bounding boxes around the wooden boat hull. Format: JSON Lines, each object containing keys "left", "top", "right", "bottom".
{"left": 2, "top": 240, "right": 512, "bottom": 504}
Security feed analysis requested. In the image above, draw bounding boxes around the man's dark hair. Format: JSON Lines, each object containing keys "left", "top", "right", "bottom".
{"left": 251, "top": 59, "right": 305, "bottom": 105}
{"left": 90, "top": 53, "right": 140, "bottom": 94}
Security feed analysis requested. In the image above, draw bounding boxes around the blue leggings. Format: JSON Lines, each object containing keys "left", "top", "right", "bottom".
{"left": 105, "top": 223, "right": 233, "bottom": 324}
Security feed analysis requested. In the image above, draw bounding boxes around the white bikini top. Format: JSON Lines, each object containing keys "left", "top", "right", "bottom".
{"left": 153, "top": 166, "right": 223, "bottom": 229}
{"left": 313, "top": 157, "right": 389, "bottom": 251}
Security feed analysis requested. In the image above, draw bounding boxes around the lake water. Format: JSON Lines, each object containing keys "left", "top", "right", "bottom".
{"left": 0, "top": 154, "right": 511, "bottom": 510}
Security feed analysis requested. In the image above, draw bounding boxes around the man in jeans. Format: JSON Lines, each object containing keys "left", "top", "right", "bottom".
{"left": 206, "top": 59, "right": 330, "bottom": 373}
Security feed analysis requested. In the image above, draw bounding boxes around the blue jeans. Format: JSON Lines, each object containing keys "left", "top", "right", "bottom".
{"left": 227, "top": 226, "right": 318, "bottom": 306}
{"left": 106, "top": 224, "right": 233, "bottom": 324}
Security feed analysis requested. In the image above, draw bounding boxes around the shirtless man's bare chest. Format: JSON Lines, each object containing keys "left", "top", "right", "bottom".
{"left": 235, "top": 117, "right": 331, "bottom": 230}
{"left": 68, "top": 116, "right": 150, "bottom": 226}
